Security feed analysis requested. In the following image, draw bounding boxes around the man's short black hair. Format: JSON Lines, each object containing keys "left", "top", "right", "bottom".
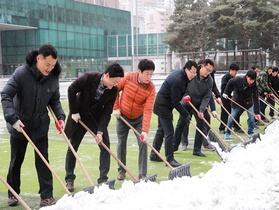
{"left": 246, "top": 69, "right": 257, "bottom": 80}
{"left": 252, "top": 65, "right": 260, "bottom": 70}
{"left": 229, "top": 63, "right": 239, "bottom": 71}
{"left": 105, "top": 63, "right": 124, "bottom": 78}
{"left": 183, "top": 60, "right": 198, "bottom": 70}
{"left": 273, "top": 67, "right": 278, "bottom": 72}
{"left": 198, "top": 59, "right": 214, "bottom": 67}
{"left": 138, "top": 59, "right": 155, "bottom": 72}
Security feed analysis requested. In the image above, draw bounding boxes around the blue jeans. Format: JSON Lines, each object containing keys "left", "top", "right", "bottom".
{"left": 226, "top": 106, "right": 255, "bottom": 136}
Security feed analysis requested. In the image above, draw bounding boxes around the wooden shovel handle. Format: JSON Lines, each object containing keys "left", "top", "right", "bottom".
{"left": 78, "top": 119, "right": 138, "bottom": 181}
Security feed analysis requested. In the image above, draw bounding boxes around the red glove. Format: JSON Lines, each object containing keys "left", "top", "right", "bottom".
{"left": 183, "top": 95, "right": 191, "bottom": 103}
{"left": 215, "top": 97, "right": 222, "bottom": 105}
{"left": 140, "top": 132, "right": 147, "bottom": 143}
{"left": 55, "top": 120, "right": 64, "bottom": 134}
{"left": 255, "top": 114, "right": 261, "bottom": 121}
{"left": 266, "top": 93, "right": 270, "bottom": 98}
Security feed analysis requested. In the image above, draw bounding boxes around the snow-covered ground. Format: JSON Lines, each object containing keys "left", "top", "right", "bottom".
{"left": 42, "top": 120, "right": 279, "bottom": 210}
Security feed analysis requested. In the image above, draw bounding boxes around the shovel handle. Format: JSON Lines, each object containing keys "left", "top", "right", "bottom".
{"left": 20, "top": 127, "right": 71, "bottom": 195}
{"left": 206, "top": 108, "right": 245, "bottom": 144}
{"left": 217, "top": 101, "right": 249, "bottom": 137}
{"left": 78, "top": 119, "right": 138, "bottom": 181}
{"left": 119, "top": 116, "right": 174, "bottom": 169}
{"left": 0, "top": 175, "right": 31, "bottom": 210}
{"left": 186, "top": 101, "right": 229, "bottom": 148}
{"left": 48, "top": 106, "right": 95, "bottom": 186}
{"left": 227, "top": 97, "right": 268, "bottom": 126}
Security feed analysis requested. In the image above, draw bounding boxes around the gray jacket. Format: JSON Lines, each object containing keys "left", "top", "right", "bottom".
{"left": 183, "top": 74, "right": 213, "bottom": 113}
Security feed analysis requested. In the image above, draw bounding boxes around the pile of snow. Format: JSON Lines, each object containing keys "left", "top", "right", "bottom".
{"left": 42, "top": 121, "right": 279, "bottom": 210}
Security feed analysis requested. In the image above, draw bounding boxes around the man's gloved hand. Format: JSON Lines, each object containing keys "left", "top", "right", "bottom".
{"left": 71, "top": 113, "right": 81, "bottom": 123}
{"left": 266, "top": 93, "right": 271, "bottom": 98}
{"left": 12, "top": 120, "right": 24, "bottom": 132}
{"left": 211, "top": 110, "right": 218, "bottom": 118}
{"left": 222, "top": 93, "right": 228, "bottom": 99}
{"left": 255, "top": 114, "right": 261, "bottom": 121}
{"left": 140, "top": 132, "right": 147, "bottom": 143}
{"left": 95, "top": 131, "right": 103, "bottom": 144}
{"left": 215, "top": 97, "right": 222, "bottom": 105}
{"left": 113, "top": 109, "right": 121, "bottom": 118}
{"left": 198, "top": 112, "right": 204, "bottom": 119}
{"left": 55, "top": 120, "right": 64, "bottom": 134}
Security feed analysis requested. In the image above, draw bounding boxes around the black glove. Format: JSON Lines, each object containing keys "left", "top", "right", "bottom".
{"left": 184, "top": 110, "right": 191, "bottom": 123}
{"left": 185, "top": 114, "right": 191, "bottom": 123}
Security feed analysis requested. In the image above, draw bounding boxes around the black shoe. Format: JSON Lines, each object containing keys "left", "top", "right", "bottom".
{"left": 66, "top": 180, "right": 74, "bottom": 192}
{"left": 138, "top": 174, "right": 146, "bottom": 179}
{"left": 193, "top": 151, "right": 206, "bottom": 157}
{"left": 233, "top": 128, "right": 244, "bottom": 133}
{"left": 8, "top": 196, "right": 18, "bottom": 206}
{"left": 117, "top": 171, "right": 126, "bottom": 180}
{"left": 40, "top": 197, "right": 56, "bottom": 207}
{"left": 150, "top": 155, "right": 163, "bottom": 162}
{"left": 167, "top": 159, "right": 182, "bottom": 167}
{"left": 219, "top": 129, "right": 225, "bottom": 134}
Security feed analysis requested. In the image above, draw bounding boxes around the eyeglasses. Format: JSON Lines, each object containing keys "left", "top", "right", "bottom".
{"left": 189, "top": 70, "right": 197, "bottom": 75}
{"left": 205, "top": 66, "right": 213, "bottom": 73}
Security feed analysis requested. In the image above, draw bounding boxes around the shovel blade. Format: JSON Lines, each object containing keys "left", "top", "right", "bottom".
{"left": 244, "top": 133, "right": 261, "bottom": 146}
{"left": 168, "top": 162, "right": 191, "bottom": 180}
{"left": 83, "top": 179, "right": 115, "bottom": 194}
{"left": 133, "top": 174, "right": 157, "bottom": 184}
{"left": 208, "top": 129, "right": 227, "bottom": 152}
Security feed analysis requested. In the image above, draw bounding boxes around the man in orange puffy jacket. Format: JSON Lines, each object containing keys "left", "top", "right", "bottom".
{"left": 113, "top": 59, "right": 155, "bottom": 180}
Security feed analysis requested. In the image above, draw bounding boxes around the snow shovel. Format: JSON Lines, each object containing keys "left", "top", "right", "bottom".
{"left": 216, "top": 99, "right": 249, "bottom": 136}
{"left": 206, "top": 107, "right": 246, "bottom": 145}
{"left": 47, "top": 106, "right": 115, "bottom": 193}
{"left": 186, "top": 116, "right": 226, "bottom": 162}
{"left": 215, "top": 98, "right": 261, "bottom": 146}
{"left": 0, "top": 175, "right": 31, "bottom": 210}
{"left": 20, "top": 127, "right": 72, "bottom": 195}
{"left": 227, "top": 97, "right": 268, "bottom": 126}
{"left": 119, "top": 116, "right": 191, "bottom": 180}
{"left": 259, "top": 96, "right": 279, "bottom": 115}
{"left": 183, "top": 96, "right": 229, "bottom": 152}
{"left": 77, "top": 119, "right": 157, "bottom": 186}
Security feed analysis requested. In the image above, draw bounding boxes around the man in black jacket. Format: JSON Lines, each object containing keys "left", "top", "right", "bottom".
{"left": 175, "top": 59, "right": 214, "bottom": 157}
{"left": 150, "top": 60, "right": 198, "bottom": 167}
{"left": 218, "top": 63, "right": 240, "bottom": 133}
{"left": 1, "top": 44, "right": 65, "bottom": 207}
{"left": 64, "top": 63, "right": 124, "bottom": 192}
{"left": 223, "top": 70, "right": 260, "bottom": 139}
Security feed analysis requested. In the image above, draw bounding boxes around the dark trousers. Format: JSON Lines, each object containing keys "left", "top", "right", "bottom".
{"left": 174, "top": 108, "right": 207, "bottom": 152}
{"left": 65, "top": 123, "right": 110, "bottom": 184}
{"left": 259, "top": 93, "right": 268, "bottom": 119}
{"left": 151, "top": 117, "right": 175, "bottom": 162}
{"left": 7, "top": 135, "right": 53, "bottom": 199}
{"left": 116, "top": 115, "right": 147, "bottom": 175}
{"left": 268, "top": 97, "right": 275, "bottom": 117}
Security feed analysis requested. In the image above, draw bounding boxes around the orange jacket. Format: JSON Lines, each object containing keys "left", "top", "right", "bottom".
{"left": 113, "top": 72, "right": 155, "bottom": 133}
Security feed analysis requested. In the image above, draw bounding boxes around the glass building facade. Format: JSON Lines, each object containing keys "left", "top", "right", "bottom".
{"left": 0, "top": 0, "right": 131, "bottom": 77}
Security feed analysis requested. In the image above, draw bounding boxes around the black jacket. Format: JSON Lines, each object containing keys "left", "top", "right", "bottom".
{"left": 153, "top": 69, "right": 190, "bottom": 119}
{"left": 64, "top": 72, "right": 117, "bottom": 138}
{"left": 1, "top": 64, "right": 65, "bottom": 140}
{"left": 224, "top": 76, "right": 259, "bottom": 114}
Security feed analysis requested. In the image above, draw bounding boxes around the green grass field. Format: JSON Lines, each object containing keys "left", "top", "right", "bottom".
{"left": 0, "top": 101, "right": 267, "bottom": 210}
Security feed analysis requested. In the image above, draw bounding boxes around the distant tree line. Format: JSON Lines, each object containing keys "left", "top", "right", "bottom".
{"left": 164, "top": 0, "right": 279, "bottom": 69}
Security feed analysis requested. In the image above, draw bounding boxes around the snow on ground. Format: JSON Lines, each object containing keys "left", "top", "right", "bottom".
{"left": 42, "top": 121, "right": 279, "bottom": 210}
